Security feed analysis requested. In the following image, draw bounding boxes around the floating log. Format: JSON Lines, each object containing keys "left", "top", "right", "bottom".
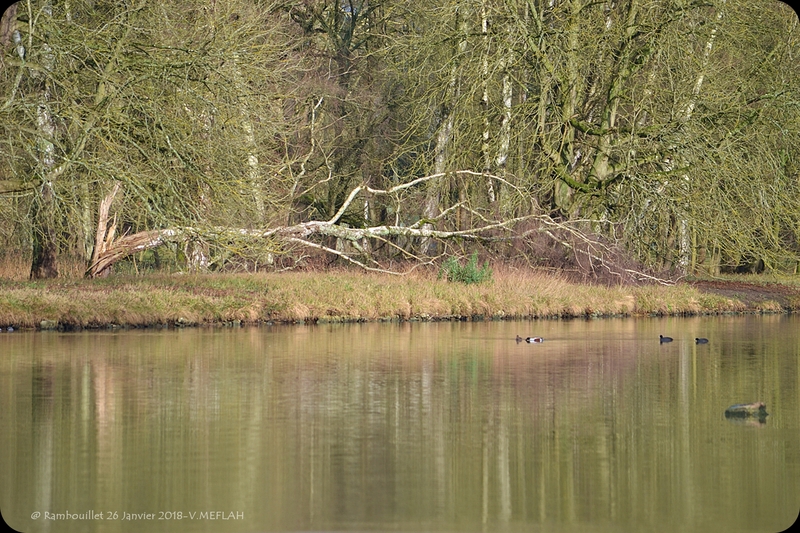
{"left": 724, "top": 402, "right": 768, "bottom": 419}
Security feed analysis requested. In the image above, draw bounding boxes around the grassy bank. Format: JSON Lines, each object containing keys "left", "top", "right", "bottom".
{"left": 1, "top": 268, "right": 799, "bottom": 330}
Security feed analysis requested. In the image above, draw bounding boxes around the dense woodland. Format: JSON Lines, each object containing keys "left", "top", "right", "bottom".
{"left": 1, "top": 0, "right": 798, "bottom": 281}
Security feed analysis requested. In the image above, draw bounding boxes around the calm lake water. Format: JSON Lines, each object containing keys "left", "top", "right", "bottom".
{"left": 1, "top": 315, "right": 798, "bottom": 533}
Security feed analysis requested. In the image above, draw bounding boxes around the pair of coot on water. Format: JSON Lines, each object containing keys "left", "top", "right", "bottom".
{"left": 660, "top": 335, "right": 708, "bottom": 344}
{"left": 517, "top": 334, "right": 710, "bottom": 344}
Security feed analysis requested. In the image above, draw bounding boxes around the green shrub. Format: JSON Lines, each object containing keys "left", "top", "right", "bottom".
{"left": 439, "top": 252, "right": 492, "bottom": 284}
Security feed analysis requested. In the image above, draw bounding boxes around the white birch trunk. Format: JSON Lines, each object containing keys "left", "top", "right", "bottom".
{"left": 682, "top": 2, "right": 725, "bottom": 120}
{"left": 495, "top": 36, "right": 513, "bottom": 216}
{"left": 231, "top": 51, "right": 264, "bottom": 223}
{"left": 29, "top": 2, "right": 60, "bottom": 278}
{"left": 675, "top": 0, "right": 726, "bottom": 273}
{"left": 422, "top": 8, "right": 468, "bottom": 253}
{"left": 481, "top": 2, "right": 496, "bottom": 203}
{"left": 496, "top": 69, "right": 512, "bottom": 170}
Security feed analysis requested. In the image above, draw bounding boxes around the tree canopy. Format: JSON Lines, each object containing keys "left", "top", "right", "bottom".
{"left": 1, "top": 0, "right": 798, "bottom": 280}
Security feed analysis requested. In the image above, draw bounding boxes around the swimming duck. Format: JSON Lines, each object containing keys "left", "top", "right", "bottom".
{"left": 516, "top": 335, "right": 544, "bottom": 343}
{"left": 695, "top": 337, "right": 709, "bottom": 344}
{"left": 659, "top": 335, "right": 673, "bottom": 343}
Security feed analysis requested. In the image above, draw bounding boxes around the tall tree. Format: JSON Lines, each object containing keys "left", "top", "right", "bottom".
{"left": 1, "top": 0, "right": 300, "bottom": 277}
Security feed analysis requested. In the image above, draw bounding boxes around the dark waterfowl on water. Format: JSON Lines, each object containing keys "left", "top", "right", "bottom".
{"left": 659, "top": 335, "right": 673, "bottom": 343}
{"left": 695, "top": 337, "right": 709, "bottom": 344}
{"left": 516, "top": 335, "right": 545, "bottom": 343}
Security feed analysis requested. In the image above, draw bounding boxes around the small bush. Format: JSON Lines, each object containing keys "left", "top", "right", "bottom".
{"left": 439, "top": 252, "right": 492, "bottom": 284}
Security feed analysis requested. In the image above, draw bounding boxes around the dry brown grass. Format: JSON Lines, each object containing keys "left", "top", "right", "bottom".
{"left": 0, "top": 253, "right": 29, "bottom": 281}
{"left": 0, "top": 266, "right": 781, "bottom": 330}
{"left": 0, "top": 253, "right": 87, "bottom": 281}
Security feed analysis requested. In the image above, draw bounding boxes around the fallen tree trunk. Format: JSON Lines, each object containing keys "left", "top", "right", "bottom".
{"left": 85, "top": 218, "right": 526, "bottom": 277}
{"left": 86, "top": 229, "right": 179, "bottom": 278}
{"left": 85, "top": 215, "right": 671, "bottom": 284}
{"left": 88, "top": 182, "right": 121, "bottom": 277}
{"left": 84, "top": 170, "right": 673, "bottom": 284}
{"left": 86, "top": 170, "right": 526, "bottom": 277}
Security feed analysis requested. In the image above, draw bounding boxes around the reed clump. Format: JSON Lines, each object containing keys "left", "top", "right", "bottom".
{"left": 0, "top": 267, "right": 789, "bottom": 330}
